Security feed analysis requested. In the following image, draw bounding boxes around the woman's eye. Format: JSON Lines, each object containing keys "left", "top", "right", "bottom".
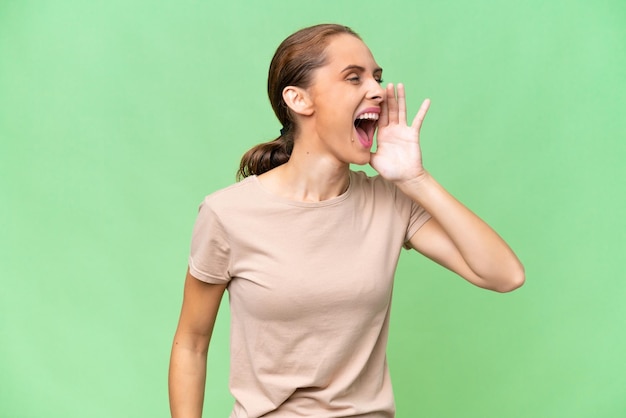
{"left": 347, "top": 76, "right": 360, "bottom": 84}
{"left": 376, "top": 78, "right": 384, "bottom": 84}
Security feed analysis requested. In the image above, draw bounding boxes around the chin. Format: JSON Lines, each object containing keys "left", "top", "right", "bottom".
{"left": 351, "top": 153, "right": 372, "bottom": 166}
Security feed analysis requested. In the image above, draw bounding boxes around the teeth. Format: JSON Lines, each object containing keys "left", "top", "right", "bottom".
{"left": 357, "top": 113, "right": 379, "bottom": 121}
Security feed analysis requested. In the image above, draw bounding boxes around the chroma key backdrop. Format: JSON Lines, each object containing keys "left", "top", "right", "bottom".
{"left": 1, "top": 0, "right": 625, "bottom": 417}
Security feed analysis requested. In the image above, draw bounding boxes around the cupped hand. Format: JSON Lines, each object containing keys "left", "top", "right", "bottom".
{"left": 370, "top": 83, "right": 430, "bottom": 184}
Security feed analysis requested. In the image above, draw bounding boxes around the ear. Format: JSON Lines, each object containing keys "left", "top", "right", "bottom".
{"left": 282, "top": 86, "right": 314, "bottom": 116}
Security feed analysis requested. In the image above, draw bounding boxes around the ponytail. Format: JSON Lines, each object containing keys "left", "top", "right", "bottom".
{"left": 237, "top": 133, "right": 293, "bottom": 180}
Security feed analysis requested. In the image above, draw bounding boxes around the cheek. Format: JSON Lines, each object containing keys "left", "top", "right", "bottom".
{"left": 318, "top": 108, "right": 350, "bottom": 130}
{"left": 312, "top": 93, "right": 356, "bottom": 134}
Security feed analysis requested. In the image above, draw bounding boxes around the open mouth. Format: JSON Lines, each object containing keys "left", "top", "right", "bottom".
{"left": 354, "top": 111, "right": 380, "bottom": 148}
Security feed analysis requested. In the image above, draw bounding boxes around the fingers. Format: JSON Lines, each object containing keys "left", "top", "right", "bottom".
{"left": 397, "top": 83, "right": 407, "bottom": 125}
{"left": 411, "top": 98, "right": 431, "bottom": 131}
{"left": 378, "top": 84, "right": 389, "bottom": 127}
{"left": 386, "top": 83, "right": 398, "bottom": 124}
{"left": 381, "top": 83, "right": 429, "bottom": 129}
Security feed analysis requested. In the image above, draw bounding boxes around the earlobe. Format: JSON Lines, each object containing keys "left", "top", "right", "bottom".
{"left": 282, "top": 86, "right": 314, "bottom": 116}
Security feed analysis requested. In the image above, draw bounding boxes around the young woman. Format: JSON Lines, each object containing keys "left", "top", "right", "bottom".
{"left": 169, "top": 24, "right": 524, "bottom": 418}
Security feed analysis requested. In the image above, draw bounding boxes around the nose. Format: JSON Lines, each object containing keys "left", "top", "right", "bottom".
{"left": 368, "top": 79, "right": 385, "bottom": 104}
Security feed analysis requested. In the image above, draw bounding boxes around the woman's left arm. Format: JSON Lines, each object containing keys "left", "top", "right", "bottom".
{"left": 399, "top": 174, "right": 525, "bottom": 292}
{"left": 372, "top": 83, "right": 524, "bottom": 292}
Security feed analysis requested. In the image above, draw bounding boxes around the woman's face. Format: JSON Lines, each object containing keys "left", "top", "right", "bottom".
{"left": 305, "top": 34, "right": 385, "bottom": 166}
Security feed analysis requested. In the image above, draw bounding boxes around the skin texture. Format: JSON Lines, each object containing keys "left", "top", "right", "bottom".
{"left": 169, "top": 33, "right": 524, "bottom": 418}
{"left": 169, "top": 270, "right": 226, "bottom": 418}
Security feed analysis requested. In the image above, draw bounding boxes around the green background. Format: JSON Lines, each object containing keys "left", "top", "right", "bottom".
{"left": 1, "top": 0, "right": 625, "bottom": 417}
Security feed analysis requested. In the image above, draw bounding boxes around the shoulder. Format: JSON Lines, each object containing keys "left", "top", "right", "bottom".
{"left": 192, "top": 177, "right": 263, "bottom": 238}
{"left": 350, "top": 170, "right": 420, "bottom": 215}
{"left": 350, "top": 170, "right": 399, "bottom": 197}
{"left": 200, "top": 176, "right": 260, "bottom": 212}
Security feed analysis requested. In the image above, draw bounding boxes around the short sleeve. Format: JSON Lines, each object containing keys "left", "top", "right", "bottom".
{"left": 404, "top": 199, "right": 431, "bottom": 247}
{"left": 386, "top": 180, "right": 431, "bottom": 248}
{"left": 188, "top": 198, "right": 231, "bottom": 284}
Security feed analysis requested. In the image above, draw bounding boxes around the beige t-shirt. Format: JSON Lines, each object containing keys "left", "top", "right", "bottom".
{"left": 189, "top": 170, "right": 430, "bottom": 418}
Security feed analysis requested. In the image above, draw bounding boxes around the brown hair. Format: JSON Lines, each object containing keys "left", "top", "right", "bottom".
{"left": 237, "top": 24, "right": 360, "bottom": 179}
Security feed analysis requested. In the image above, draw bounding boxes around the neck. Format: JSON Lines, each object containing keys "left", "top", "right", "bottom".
{"left": 257, "top": 143, "right": 350, "bottom": 203}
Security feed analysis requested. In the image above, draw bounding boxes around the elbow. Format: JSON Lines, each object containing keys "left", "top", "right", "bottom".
{"left": 493, "top": 264, "right": 525, "bottom": 293}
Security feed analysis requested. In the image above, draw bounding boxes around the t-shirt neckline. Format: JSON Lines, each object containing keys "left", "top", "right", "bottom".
{"left": 249, "top": 171, "right": 354, "bottom": 208}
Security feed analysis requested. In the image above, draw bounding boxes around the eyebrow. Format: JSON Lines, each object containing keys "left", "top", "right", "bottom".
{"left": 341, "top": 64, "right": 383, "bottom": 74}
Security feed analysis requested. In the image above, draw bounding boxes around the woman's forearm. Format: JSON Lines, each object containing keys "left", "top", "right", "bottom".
{"left": 168, "top": 337, "right": 209, "bottom": 418}
{"left": 398, "top": 172, "right": 525, "bottom": 291}
{"left": 169, "top": 274, "right": 226, "bottom": 417}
